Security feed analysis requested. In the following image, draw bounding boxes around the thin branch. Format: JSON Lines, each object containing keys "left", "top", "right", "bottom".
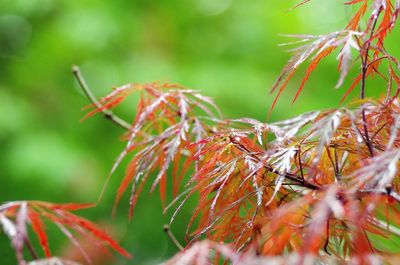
{"left": 163, "top": 224, "right": 184, "bottom": 250}
{"left": 323, "top": 218, "right": 331, "bottom": 255}
{"left": 361, "top": 106, "right": 375, "bottom": 157}
{"left": 298, "top": 146, "right": 305, "bottom": 184}
{"left": 363, "top": 229, "right": 375, "bottom": 253}
{"left": 72, "top": 65, "right": 132, "bottom": 130}
{"left": 24, "top": 237, "right": 38, "bottom": 260}
{"left": 359, "top": 9, "right": 382, "bottom": 157}
{"left": 358, "top": 188, "right": 400, "bottom": 204}
{"left": 334, "top": 147, "right": 340, "bottom": 180}
{"left": 367, "top": 55, "right": 389, "bottom": 69}
{"left": 385, "top": 75, "right": 393, "bottom": 104}
{"left": 237, "top": 236, "right": 253, "bottom": 252}
{"left": 371, "top": 122, "right": 387, "bottom": 141}
{"left": 325, "top": 146, "right": 338, "bottom": 179}
{"left": 229, "top": 135, "right": 400, "bottom": 206}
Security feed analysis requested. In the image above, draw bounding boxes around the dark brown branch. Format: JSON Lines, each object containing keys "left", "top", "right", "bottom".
{"left": 334, "top": 147, "right": 340, "bottom": 180}
{"left": 24, "top": 237, "right": 38, "bottom": 260}
{"left": 323, "top": 218, "right": 331, "bottom": 255}
{"left": 361, "top": 107, "right": 375, "bottom": 157}
{"left": 229, "top": 135, "right": 400, "bottom": 206}
{"left": 72, "top": 65, "right": 132, "bottom": 130}
{"left": 357, "top": 188, "right": 400, "bottom": 204}
{"left": 229, "top": 136, "right": 321, "bottom": 190}
{"left": 360, "top": 9, "right": 382, "bottom": 157}
{"left": 298, "top": 147, "right": 305, "bottom": 184}
{"left": 163, "top": 224, "right": 184, "bottom": 250}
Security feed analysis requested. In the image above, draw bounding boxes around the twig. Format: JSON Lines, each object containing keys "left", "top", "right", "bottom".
{"left": 163, "top": 224, "right": 184, "bottom": 250}
{"left": 24, "top": 237, "right": 38, "bottom": 260}
{"left": 72, "top": 65, "right": 132, "bottom": 131}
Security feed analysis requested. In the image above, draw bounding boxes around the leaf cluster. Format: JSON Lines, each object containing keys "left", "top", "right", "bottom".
{"left": 82, "top": 0, "right": 400, "bottom": 264}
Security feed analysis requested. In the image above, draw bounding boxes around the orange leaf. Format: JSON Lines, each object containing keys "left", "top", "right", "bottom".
{"left": 113, "top": 156, "right": 139, "bottom": 215}
{"left": 293, "top": 46, "right": 335, "bottom": 104}
{"left": 346, "top": 0, "right": 368, "bottom": 30}
{"left": 340, "top": 74, "right": 362, "bottom": 104}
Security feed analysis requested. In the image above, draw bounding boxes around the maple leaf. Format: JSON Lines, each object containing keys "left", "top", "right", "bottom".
{"left": 271, "top": 31, "right": 363, "bottom": 109}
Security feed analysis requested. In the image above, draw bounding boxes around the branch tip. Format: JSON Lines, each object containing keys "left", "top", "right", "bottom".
{"left": 163, "top": 224, "right": 184, "bottom": 250}
{"left": 72, "top": 64, "right": 132, "bottom": 131}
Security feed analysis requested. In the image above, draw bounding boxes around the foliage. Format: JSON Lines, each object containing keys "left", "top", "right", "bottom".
{"left": 84, "top": 0, "right": 400, "bottom": 264}
{"left": 2, "top": 0, "right": 400, "bottom": 264}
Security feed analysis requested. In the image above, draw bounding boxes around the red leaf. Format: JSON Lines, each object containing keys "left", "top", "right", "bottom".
{"left": 61, "top": 212, "right": 132, "bottom": 259}
{"left": 47, "top": 203, "right": 96, "bottom": 212}
{"left": 29, "top": 211, "right": 51, "bottom": 257}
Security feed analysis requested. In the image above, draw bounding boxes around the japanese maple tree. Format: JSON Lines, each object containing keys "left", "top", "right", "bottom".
{"left": 82, "top": 0, "right": 400, "bottom": 264}
{"left": 2, "top": 0, "right": 400, "bottom": 264}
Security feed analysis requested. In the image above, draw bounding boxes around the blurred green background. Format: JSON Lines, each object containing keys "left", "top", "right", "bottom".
{"left": 1, "top": 0, "right": 399, "bottom": 264}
